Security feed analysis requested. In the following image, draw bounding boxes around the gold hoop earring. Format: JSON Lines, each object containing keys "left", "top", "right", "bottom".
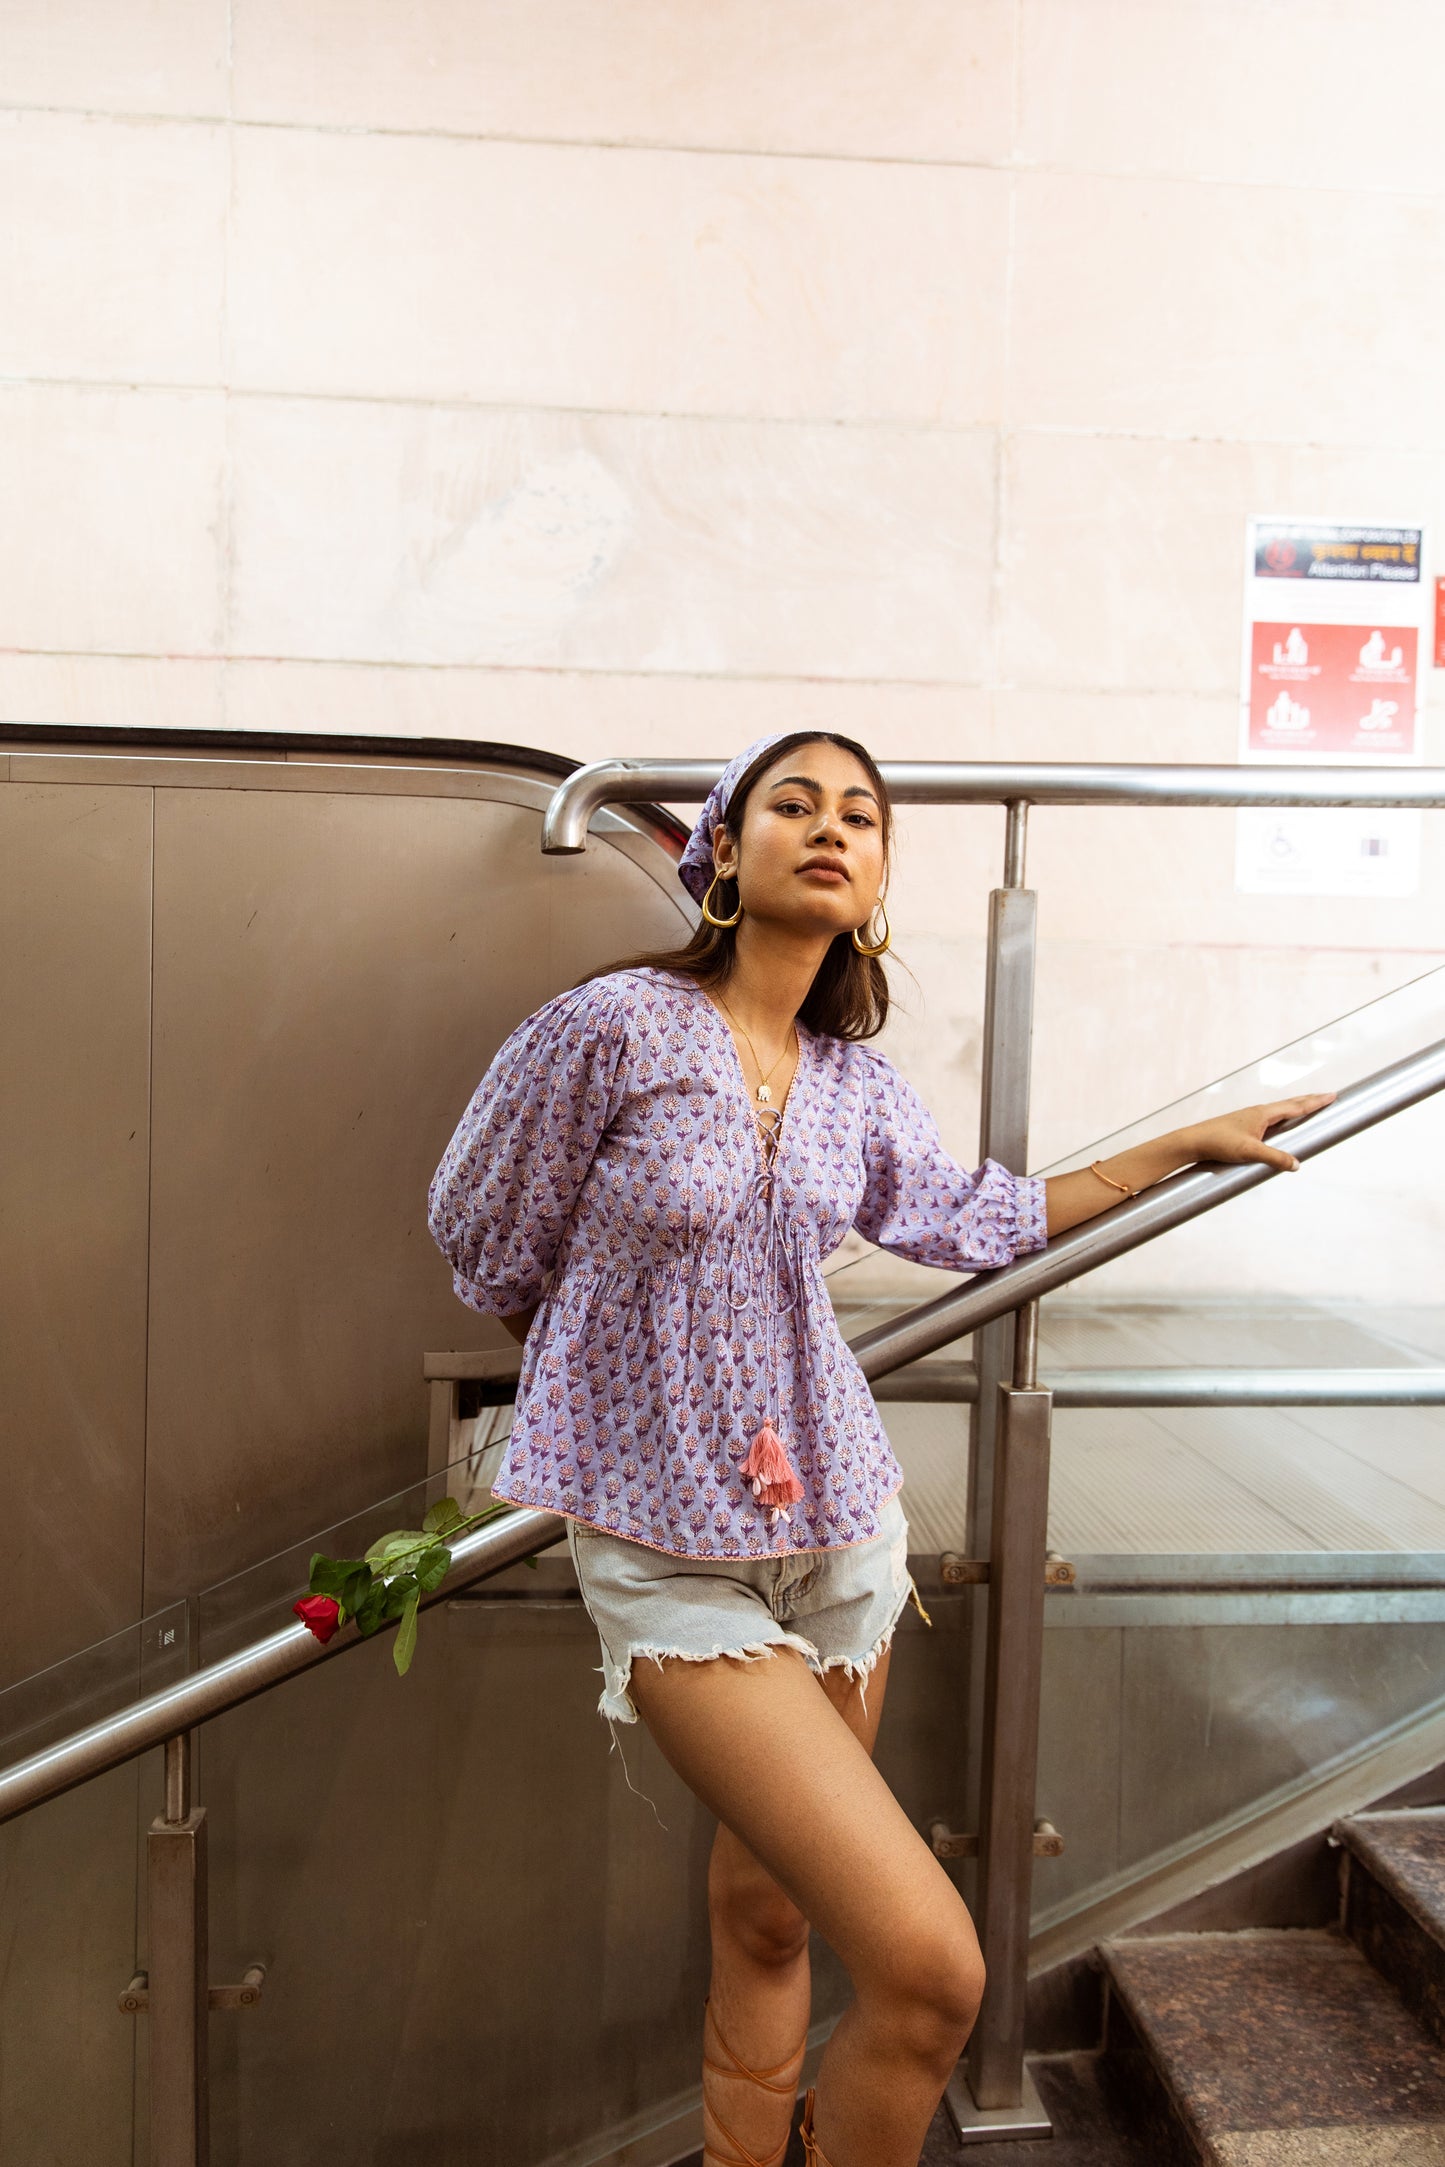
{"left": 700, "top": 870, "right": 743, "bottom": 928}
{"left": 852, "top": 903, "right": 891, "bottom": 957}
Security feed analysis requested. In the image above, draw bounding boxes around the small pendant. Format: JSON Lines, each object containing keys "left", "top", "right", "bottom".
{"left": 756, "top": 1082, "right": 773, "bottom": 1102}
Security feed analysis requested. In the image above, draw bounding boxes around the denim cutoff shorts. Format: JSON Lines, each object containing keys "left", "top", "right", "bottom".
{"left": 564, "top": 1489, "right": 927, "bottom": 1727}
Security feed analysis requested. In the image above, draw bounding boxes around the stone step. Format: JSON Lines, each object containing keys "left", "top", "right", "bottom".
{"left": 1338, "top": 1810, "right": 1445, "bottom": 2052}
{"left": 1100, "top": 1928, "right": 1445, "bottom": 2165}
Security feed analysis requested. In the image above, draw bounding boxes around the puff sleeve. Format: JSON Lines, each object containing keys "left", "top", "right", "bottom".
{"left": 851, "top": 1048, "right": 1048, "bottom": 1270}
{"left": 427, "top": 980, "right": 628, "bottom": 1317}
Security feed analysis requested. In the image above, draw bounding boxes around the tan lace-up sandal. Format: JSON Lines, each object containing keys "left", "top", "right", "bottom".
{"left": 798, "top": 2086, "right": 836, "bottom": 2166}
{"left": 701, "top": 1997, "right": 807, "bottom": 2167}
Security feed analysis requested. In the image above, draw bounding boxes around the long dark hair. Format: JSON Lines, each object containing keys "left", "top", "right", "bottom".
{"left": 579, "top": 731, "right": 895, "bottom": 1041}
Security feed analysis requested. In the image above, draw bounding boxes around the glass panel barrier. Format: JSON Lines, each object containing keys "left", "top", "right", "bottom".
{"left": 825, "top": 956, "right": 1445, "bottom": 1317}
{"left": 824, "top": 961, "right": 1445, "bottom": 1561}
{"left": 0, "top": 1602, "right": 190, "bottom": 1774}
{"left": 0, "top": 1448, "right": 515, "bottom": 1744}
{"left": 195, "top": 1448, "right": 515, "bottom": 1669}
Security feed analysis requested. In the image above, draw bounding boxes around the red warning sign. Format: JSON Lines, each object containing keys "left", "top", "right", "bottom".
{"left": 1247, "top": 621, "right": 1418, "bottom": 758}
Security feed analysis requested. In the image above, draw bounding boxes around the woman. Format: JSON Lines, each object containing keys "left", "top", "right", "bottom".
{"left": 427, "top": 729, "right": 1331, "bottom": 2167}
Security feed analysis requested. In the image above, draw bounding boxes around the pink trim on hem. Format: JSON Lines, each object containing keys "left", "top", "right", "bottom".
{"left": 490, "top": 1479, "right": 906, "bottom": 1565}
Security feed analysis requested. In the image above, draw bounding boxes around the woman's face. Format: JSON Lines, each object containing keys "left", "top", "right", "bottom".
{"left": 714, "top": 740, "right": 887, "bottom": 939}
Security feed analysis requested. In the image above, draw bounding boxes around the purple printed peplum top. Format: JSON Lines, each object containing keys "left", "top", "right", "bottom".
{"left": 427, "top": 966, "right": 1048, "bottom": 1561}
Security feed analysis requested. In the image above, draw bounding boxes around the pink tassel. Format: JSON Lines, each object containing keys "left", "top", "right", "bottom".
{"left": 741, "top": 1422, "right": 805, "bottom": 1528}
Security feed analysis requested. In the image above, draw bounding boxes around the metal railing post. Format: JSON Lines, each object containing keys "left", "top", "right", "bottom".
{"left": 146, "top": 1732, "right": 209, "bottom": 2166}
{"left": 960, "top": 799, "right": 1039, "bottom": 2084}
{"left": 968, "top": 800, "right": 1037, "bottom": 1554}
{"left": 950, "top": 1301, "right": 1055, "bottom": 2138}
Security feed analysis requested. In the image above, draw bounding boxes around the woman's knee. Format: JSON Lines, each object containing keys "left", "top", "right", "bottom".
{"left": 861, "top": 1919, "right": 986, "bottom": 2068}
{"left": 709, "top": 1851, "right": 810, "bottom": 1969}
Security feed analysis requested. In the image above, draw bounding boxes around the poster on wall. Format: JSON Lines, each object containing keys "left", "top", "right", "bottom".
{"left": 1236, "top": 518, "right": 1427, "bottom": 898}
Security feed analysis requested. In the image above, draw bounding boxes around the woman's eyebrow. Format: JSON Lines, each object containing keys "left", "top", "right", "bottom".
{"left": 769, "top": 773, "right": 880, "bottom": 807}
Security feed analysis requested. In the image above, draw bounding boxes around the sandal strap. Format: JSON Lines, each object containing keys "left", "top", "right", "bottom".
{"left": 701, "top": 2093, "right": 791, "bottom": 2167}
{"left": 799, "top": 2086, "right": 835, "bottom": 2167}
{"left": 702, "top": 1997, "right": 807, "bottom": 2091}
{"left": 701, "top": 2000, "right": 807, "bottom": 2167}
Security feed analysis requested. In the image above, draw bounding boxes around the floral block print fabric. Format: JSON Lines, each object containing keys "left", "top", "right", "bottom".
{"left": 427, "top": 967, "right": 1048, "bottom": 1560}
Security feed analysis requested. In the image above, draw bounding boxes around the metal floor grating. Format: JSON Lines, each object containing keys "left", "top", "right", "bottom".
{"left": 862, "top": 1298, "right": 1445, "bottom": 1559}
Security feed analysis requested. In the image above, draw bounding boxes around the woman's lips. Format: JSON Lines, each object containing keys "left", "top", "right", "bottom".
{"left": 798, "top": 864, "right": 849, "bottom": 882}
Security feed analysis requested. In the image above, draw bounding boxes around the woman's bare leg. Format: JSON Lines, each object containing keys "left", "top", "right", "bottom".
{"left": 698, "top": 1655, "right": 891, "bottom": 2166}
{"left": 630, "top": 1646, "right": 981, "bottom": 2167}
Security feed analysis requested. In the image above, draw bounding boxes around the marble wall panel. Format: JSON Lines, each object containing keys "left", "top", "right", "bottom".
{"left": 1020, "top": 0, "right": 1445, "bottom": 195}
{"left": 989, "top": 687, "right": 1238, "bottom": 765}
{"left": 1012, "top": 170, "right": 1445, "bottom": 449}
{"left": 0, "top": 653, "right": 225, "bottom": 731}
{"left": 218, "top": 658, "right": 990, "bottom": 764}
{"left": 0, "top": 0, "right": 228, "bottom": 117}
{"left": 0, "top": 111, "right": 226, "bottom": 385}
{"left": 1024, "top": 800, "right": 1444, "bottom": 956}
{"left": 1000, "top": 431, "right": 1445, "bottom": 696}
{"left": 228, "top": 128, "right": 1007, "bottom": 423}
{"left": 0, "top": 386, "right": 225, "bottom": 655}
{"left": 227, "top": 397, "right": 996, "bottom": 679}
{"left": 230, "top": 0, "right": 1016, "bottom": 164}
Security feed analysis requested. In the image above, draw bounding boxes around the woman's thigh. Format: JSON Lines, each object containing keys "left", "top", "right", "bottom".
{"left": 629, "top": 1643, "right": 975, "bottom": 1992}
{"left": 707, "top": 1650, "right": 893, "bottom": 1937}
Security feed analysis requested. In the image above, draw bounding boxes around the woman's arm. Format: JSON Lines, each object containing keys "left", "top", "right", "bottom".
{"left": 1042, "top": 1091, "right": 1335, "bottom": 1238}
{"left": 427, "top": 979, "right": 628, "bottom": 1321}
{"left": 498, "top": 1304, "right": 540, "bottom": 1348}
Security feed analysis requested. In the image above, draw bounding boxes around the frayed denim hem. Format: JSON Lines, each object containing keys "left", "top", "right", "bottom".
{"left": 817, "top": 1570, "right": 931, "bottom": 1721}
{"left": 595, "top": 1629, "right": 823, "bottom": 1726}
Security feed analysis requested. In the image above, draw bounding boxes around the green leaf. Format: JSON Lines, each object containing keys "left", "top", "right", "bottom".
{"left": 423, "top": 1497, "right": 465, "bottom": 1536}
{"left": 352, "top": 1580, "right": 390, "bottom": 1637}
{"left": 415, "top": 1543, "right": 451, "bottom": 1595}
{"left": 382, "top": 1574, "right": 418, "bottom": 1619}
{"left": 339, "top": 1565, "right": 373, "bottom": 1618}
{"left": 521, "top": 1553, "right": 540, "bottom": 1571}
{"left": 363, "top": 1527, "right": 430, "bottom": 1570}
{"left": 309, "top": 1552, "right": 365, "bottom": 1599}
{"left": 393, "top": 1595, "right": 420, "bottom": 1676}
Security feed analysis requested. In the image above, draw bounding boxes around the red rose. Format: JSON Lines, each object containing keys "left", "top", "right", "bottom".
{"left": 293, "top": 1594, "right": 341, "bottom": 1643}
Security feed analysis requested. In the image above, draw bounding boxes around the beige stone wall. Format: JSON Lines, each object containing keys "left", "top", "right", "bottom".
{"left": 3, "top": 1, "right": 1442, "bottom": 1293}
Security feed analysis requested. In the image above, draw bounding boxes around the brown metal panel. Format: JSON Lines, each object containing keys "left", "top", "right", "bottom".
{"left": 197, "top": 1599, "right": 898, "bottom": 2166}
{"left": 144, "top": 785, "right": 690, "bottom": 1611}
{"left": 0, "top": 1761, "right": 142, "bottom": 2167}
{"left": 0, "top": 782, "right": 152, "bottom": 1687}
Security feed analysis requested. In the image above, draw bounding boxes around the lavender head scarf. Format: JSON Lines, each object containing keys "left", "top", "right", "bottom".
{"left": 675, "top": 730, "right": 801, "bottom": 905}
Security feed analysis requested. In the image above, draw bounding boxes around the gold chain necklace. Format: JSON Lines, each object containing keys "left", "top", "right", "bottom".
{"left": 714, "top": 993, "right": 796, "bottom": 1106}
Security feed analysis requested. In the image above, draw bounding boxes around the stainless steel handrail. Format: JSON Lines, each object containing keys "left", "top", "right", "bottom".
{"left": 6, "top": 1029, "right": 1441, "bottom": 1836}
{"left": 873, "top": 1363, "right": 1445, "bottom": 1406}
{"left": 0, "top": 1506, "right": 563, "bottom": 1828}
{"left": 541, "top": 757, "right": 1445, "bottom": 852}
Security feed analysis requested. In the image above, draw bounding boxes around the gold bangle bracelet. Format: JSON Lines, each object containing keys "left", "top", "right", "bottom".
{"left": 1089, "top": 1159, "right": 1135, "bottom": 1198}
